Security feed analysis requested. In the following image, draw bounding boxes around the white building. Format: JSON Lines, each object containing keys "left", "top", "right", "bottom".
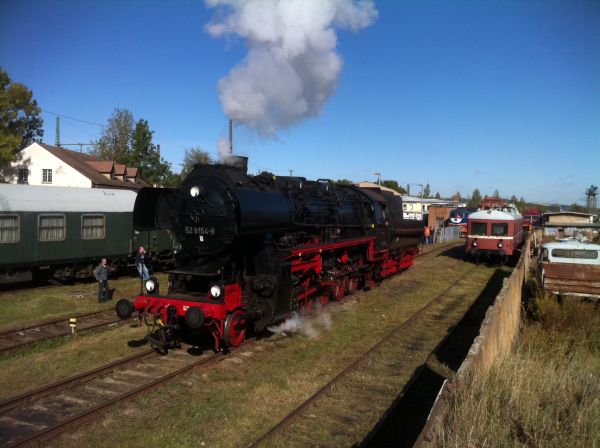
{"left": 7, "top": 142, "right": 148, "bottom": 190}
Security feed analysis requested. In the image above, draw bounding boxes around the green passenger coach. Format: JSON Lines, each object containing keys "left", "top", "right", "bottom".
{"left": 0, "top": 184, "right": 176, "bottom": 282}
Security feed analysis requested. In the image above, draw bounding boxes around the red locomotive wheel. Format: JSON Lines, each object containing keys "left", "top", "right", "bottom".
{"left": 224, "top": 309, "right": 248, "bottom": 347}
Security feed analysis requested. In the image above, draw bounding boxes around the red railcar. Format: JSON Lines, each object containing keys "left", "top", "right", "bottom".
{"left": 465, "top": 197, "right": 524, "bottom": 263}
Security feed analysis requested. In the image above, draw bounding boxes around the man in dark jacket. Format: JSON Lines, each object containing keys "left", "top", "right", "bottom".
{"left": 135, "top": 246, "right": 150, "bottom": 281}
{"left": 94, "top": 258, "right": 109, "bottom": 303}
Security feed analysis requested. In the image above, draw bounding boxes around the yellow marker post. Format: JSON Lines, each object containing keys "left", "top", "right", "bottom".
{"left": 69, "top": 317, "right": 77, "bottom": 334}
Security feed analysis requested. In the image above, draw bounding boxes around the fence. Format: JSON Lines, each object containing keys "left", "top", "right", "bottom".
{"left": 433, "top": 225, "right": 461, "bottom": 244}
{"left": 414, "top": 233, "right": 533, "bottom": 447}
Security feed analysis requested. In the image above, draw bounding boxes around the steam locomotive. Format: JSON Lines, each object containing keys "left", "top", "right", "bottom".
{"left": 116, "top": 157, "right": 423, "bottom": 351}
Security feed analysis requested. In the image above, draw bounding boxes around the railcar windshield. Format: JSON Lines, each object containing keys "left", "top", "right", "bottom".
{"left": 491, "top": 223, "right": 508, "bottom": 236}
{"left": 470, "top": 222, "right": 487, "bottom": 235}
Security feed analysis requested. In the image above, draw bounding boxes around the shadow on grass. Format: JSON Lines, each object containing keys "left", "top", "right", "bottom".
{"left": 361, "top": 268, "right": 512, "bottom": 448}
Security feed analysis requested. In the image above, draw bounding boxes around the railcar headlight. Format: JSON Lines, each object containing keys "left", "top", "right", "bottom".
{"left": 190, "top": 186, "right": 200, "bottom": 197}
{"left": 497, "top": 240, "right": 504, "bottom": 249}
{"left": 473, "top": 239, "right": 478, "bottom": 248}
{"left": 210, "top": 285, "right": 222, "bottom": 298}
{"left": 145, "top": 279, "right": 156, "bottom": 292}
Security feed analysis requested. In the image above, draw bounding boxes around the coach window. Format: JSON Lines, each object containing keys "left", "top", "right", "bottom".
{"left": 38, "top": 214, "right": 66, "bottom": 241}
{"left": 491, "top": 223, "right": 508, "bottom": 236}
{"left": 471, "top": 222, "right": 488, "bottom": 235}
{"left": 82, "top": 214, "right": 105, "bottom": 239}
{"left": 0, "top": 215, "right": 19, "bottom": 243}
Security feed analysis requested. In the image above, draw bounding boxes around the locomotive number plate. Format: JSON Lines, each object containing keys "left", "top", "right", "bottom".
{"left": 184, "top": 226, "right": 216, "bottom": 236}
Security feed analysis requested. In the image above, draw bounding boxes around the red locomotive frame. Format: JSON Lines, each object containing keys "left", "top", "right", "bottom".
{"left": 129, "top": 236, "right": 417, "bottom": 351}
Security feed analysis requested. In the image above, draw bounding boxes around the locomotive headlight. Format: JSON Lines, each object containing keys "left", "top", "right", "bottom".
{"left": 145, "top": 279, "right": 156, "bottom": 292}
{"left": 497, "top": 240, "right": 504, "bottom": 249}
{"left": 210, "top": 285, "right": 222, "bottom": 298}
{"left": 473, "top": 238, "right": 479, "bottom": 248}
{"left": 190, "top": 186, "right": 201, "bottom": 198}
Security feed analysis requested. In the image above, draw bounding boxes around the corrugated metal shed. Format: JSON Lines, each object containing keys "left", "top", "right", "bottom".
{"left": 0, "top": 184, "right": 137, "bottom": 213}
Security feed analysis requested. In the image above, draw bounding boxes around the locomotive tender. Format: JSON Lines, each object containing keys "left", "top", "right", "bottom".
{"left": 116, "top": 158, "right": 423, "bottom": 351}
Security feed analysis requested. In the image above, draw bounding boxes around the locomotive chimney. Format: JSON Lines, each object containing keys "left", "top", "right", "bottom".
{"left": 229, "top": 119, "right": 233, "bottom": 154}
{"left": 223, "top": 155, "right": 248, "bottom": 173}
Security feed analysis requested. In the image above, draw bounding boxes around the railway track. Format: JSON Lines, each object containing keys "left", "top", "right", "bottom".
{"left": 250, "top": 264, "right": 480, "bottom": 447}
{"left": 0, "top": 241, "right": 463, "bottom": 446}
{"left": 0, "top": 242, "right": 457, "bottom": 357}
{"left": 0, "top": 339, "right": 255, "bottom": 447}
{"left": 0, "top": 311, "right": 126, "bottom": 356}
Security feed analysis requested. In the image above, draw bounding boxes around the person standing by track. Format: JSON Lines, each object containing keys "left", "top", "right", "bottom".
{"left": 424, "top": 226, "right": 431, "bottom": 244}
{"left": 135, "top": 246, "right": 150, "bottom": 281}
{"left": 94, "top": 258, "right": 109, "bottom": 303}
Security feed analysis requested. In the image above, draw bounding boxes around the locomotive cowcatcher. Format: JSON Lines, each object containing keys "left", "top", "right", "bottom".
{"left": 116, "top": 157, "right": 422, "bottom": 351}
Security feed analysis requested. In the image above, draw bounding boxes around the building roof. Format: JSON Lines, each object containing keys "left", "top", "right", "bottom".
{"left": 114, "top": 164, "right": 126, "bottom": 176}
{"left": 39, "top": 143, "right": 150, "bottom": 190}
{"left": 0, "top": 184, "right": 137, "bottom": 213}
{"left": 126, "top": 167, "right": 139, "bottom": 177}
{"left": 356, "top": 182, "right": 401, "bottom": 196}
{"left": 86, "top": 161, "right": 114, "bottom": 173}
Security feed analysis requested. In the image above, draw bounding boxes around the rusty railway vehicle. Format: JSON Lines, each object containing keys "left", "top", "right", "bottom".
{"left": 116, "top": 157, "right": 423, "bottom": 351}
{"left": 538, "top": 240, "right": 600, "bottom": 299}
{"left": 465, "top": 197, "right": 524, "bottom": 263}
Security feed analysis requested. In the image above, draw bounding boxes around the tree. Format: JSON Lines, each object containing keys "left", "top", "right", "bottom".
{"left": 381, "top": 180, "right": 407, "bottom": 194}
{"left": 468, "top": 188, "right": 482, "bottom": 208}
{"left": 423, "top": 183, "right": 431, "bottom": 198}
{"left": 493, "top": 189, "right": 501, "bottom": 198}
{"left": 452, "top": 191, "right": 462, "bottom": 202}
{"left": 91, "top": 110, "right": 174, "bottom": 186}
{"left": 570, "top": 203, "right": 586, "bottom": 213}
{"left": 334, "top": 179, "right": 354, "bottom": 187}
{"left": 181, "top": 147, "right": 213, "bottom": 177}
{"left": 90, "top": 108, "right": 134, "bottom": 163}
{"left": 130, "top": 119, "right": 172, "bottom": 186}
{"left": 434, "top": 192, "right": 441, "bottom": 199}
{"left": 0, "top": 68, "right": 43, "bottom": 176}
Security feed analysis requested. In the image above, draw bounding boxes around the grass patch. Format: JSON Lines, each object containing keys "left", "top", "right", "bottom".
{"left": 0, "top": 324, "right": 149, "bottom": 400}
{"left": 47, "top": 245, "right": 503, "bottom": 448}
{"left": 1, "top": 274, "right": 167, "bottom": 332}
{"left": 441, "top": 294, "right": 600, "bottom": 447}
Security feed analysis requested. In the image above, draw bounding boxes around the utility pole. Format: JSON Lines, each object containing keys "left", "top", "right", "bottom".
{"left": 374, "top": 172, "right": 381, "bottom": 186}
{"left": 288, "top": 169, "right": 293, "bottom": 176}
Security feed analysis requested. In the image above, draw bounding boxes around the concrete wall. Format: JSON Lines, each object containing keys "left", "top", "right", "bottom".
{"left": 415, "top": 233, "right": 533, "bottom": 447}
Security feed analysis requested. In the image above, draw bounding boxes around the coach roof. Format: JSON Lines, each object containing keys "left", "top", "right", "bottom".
{"left": 0, "top": 185, "right": 137, "bottom": 213}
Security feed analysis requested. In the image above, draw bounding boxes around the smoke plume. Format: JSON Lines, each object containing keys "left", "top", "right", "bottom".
{"left": 205, "top": 0, "right": 378, "bottom": 137}
{"left": 267, "top": 309, "right": 333, "bottom": 339}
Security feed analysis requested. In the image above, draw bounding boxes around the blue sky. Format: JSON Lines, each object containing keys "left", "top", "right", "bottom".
{"left": 1, "top": 0, "right": 598, "bottom": 204}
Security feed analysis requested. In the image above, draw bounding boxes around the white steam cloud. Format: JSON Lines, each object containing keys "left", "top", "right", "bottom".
{"left": 205, "top": 0, "right": 378, "bottom": 137}
{"left": 267, "top": 309, "right": 333, "bottom": 339}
